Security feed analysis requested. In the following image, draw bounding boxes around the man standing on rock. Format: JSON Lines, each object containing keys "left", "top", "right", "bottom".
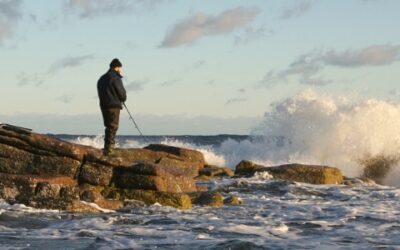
{"left": 97, "top": 58, "right": 127, "bottom": 156}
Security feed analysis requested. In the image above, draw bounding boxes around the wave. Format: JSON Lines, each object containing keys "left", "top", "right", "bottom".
{"left": 69, "top": 90, "right": 400, "bottom": 185}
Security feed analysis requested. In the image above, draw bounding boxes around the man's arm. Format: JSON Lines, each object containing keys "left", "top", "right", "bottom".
{"left": 113, "top": 77, "right": 127, "bottom": 102}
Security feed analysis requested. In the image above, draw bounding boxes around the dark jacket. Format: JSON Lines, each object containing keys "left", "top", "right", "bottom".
{"left": 97, "top": 69, "right": 127, "bottom": 109}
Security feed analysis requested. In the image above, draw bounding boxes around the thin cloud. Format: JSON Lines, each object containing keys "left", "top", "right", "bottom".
{"left": 0, "top": 0, "right": 23, "bottom": 44}
{"left": 261, "top": 44, "right": 400, "bottom": 86}
{"left": 226, "top": 97, "right": 248, "bottom": 105}
{"left": 65, "top": 0, "right": 169, "bottom": 18}
{"left": 186, "top": 60, "right": 206, "bottom": 71}
{"left": 17, "top": 72, "right": 45, "bottom": 87}
{"left": 125, "top": 79, "right": 149, "bottom": 92}
{"left": 160, "top": 78, "right": 180, "bottom": 87}
{"left": 56, "top": 94, "right": 74, "bottom": 104}
{"left": 48, "top": 54, "right": 95, "bottom": 74}
{"left": 280, "top": 0, "right": 316, "bottom": 19}
{"left": 160, "top": 6, "right": 260, "bottom": 48}
{"left": 234, "top": 26, "right": 273, "bottom": 45}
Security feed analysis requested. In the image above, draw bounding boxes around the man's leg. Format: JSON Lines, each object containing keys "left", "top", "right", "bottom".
{"left": 101, "top": 108, "right": 120, "bottom": 155}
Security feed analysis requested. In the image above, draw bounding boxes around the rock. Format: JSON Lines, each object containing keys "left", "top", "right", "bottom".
{"left": 224, "top": 196, "right": 243, "bottom": 205}
{"left": 114, "top": 173, "right": 197, "bottom": 193}
{"left": 0, "top": 144, "right": 81, "bottom": 177}
{"left": 191, "top": 191, "right": 224, "bottom": 207}
{"left": 126, "top": 160, "right": 197, "bottom": 177}
{"left": 79, "top": 162, "right": 113, "bottom": 186}
{"left": 123, "top": 189, "right": 192, "bottom": 210}
{"left": 0, "top": 125, "right": 208, "bottom": 211}
{"left": 234, "top": 160, "right": 266, "bottom": 177}
{"left": 360, "top": 155, "right": 398, "bottom": 184}
{"left": 144, "top": 144, "right": 205, "bottom": 171}
{"left": 266, "top": 164, "right": 343, "bottom": 184}
{"left": 199, "top": 165, "right": 234, "bottom": 178}
{"left": 235, "top": 161, "right": 343, "bottom": 185}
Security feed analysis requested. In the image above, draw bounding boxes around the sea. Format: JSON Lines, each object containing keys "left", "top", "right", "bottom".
{"left": 1, "top": 90, "right": 400, "bottom": 249}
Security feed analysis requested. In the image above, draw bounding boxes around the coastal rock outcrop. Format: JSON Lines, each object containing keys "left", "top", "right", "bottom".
{"left": 235, "top": 160, "right": 343, "bottom": 184}
{"left": 0, "top": 124, "right": 205, "bottom": 212}
{"left": 0, "top": 124, "right": 349, "bottom": 212}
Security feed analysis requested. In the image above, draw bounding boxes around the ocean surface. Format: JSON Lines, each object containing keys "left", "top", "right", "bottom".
{"left": 1, "top": 91, "right": 400, "bottom": 249}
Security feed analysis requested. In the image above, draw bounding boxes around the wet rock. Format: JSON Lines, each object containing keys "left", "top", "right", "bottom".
{"left": 360, "top": 155, "right": 398, "bottom": 184}
{"left": 114, "top": 173, "right": 197, "bottom": 193}
{"left": 79, "top": 162, "right": 113, "bottom": 186}
{"left": 234, "top": 160, "right": 266, "bottom": 177}
{"left": 191, "top": 191, "right": 224, "bottom": 207}
{"left": 122, "top": 199, "right": 147, "bottom": 209}
{"left": 266, "top": 164, "right": 343, "bottom": 185}
{"left": 80, "top": 189, "right": 103, "bottom": 203}
{"left": 199, "top": 165, "right": 234, "bottom": 179}
{"left": 0, "top": 144, "right": 81, "bottom": 177}
{"left": 223, "top": 196, "right": 243, "bottom": 205}
{"left": 35, "top": 182, "right": 61, "bottom": 199}
{"left": 123, "top": 189, "right": 192, "bottom": 209}
{"left": 144, "top": 144, "right": 205, "bottom": 171}
{"left": 235, "top": 161, "right": 343, "bottom": 185}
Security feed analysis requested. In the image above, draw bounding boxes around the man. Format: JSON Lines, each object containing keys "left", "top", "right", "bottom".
{"left": 97, "top": 58, "right": 127, "bottom": 156}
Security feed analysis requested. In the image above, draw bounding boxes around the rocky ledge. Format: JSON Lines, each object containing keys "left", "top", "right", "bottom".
{"left": 0, "top": 124, "right": 345, "bottom": 212}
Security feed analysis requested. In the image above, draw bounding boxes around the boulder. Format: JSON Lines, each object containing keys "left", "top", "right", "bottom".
{"left": 123, "top": 189, "right": 192, "bottom": 209}
{"left": 360, "top": 155, "right": 398, "bottom": 184}
{"left": 224, "top": 196, "right": 243, "bottom": 205}
{"left": 79, "top": 162, "right": 113, "bottom": 186}
{"left": 235, "top": 161, "right": 343, "bottom": 184}
{"left": 198, "top": 165, "right": 234, "bottom": 179}
{"left": 191, "top": 191, "right": 224, "bottom": 207}
{"left": 234, "top": 160, "right": 266, "bottom": 177}
{"left": 144, "top": 144, "right": 205, "bottom": 171}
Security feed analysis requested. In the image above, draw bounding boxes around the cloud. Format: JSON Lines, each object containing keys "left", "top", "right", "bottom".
{"left": 186, "top": 60, "right": 206, "bottom": 71}
{"left": 226, "top": 97, "right": 248, "bottom": 105}
{"left": 125, "top": 79, "right": 148, "bottom": 92}
{"left": 261, "top": 44, "right": 400, "bottom": 86}
{"left": 56, "top": 94, "right": 74, "bottom": 103}
{"left": 16, "top": 72, "right": 45, "bottom": 87}
{"left": 234, "top": 26, "right": 273, "bottom": 45}
{"left": 65, "top": 0, "right": 169, "bottom": 18}
{"left": 160, "top": 78, "right": 180, "bottom": 87}
{"left": 280, "top": 0, "right": 316, "bottom": 19}
{"left": 160, "top": 6, "right": 259, "bottom": 48}
{"left": 48, "top": 54, "right": 95, "bottom": 74}
{"left": 0, "top": 0, "right": 23, "bottom": 43}
{"left": 323, "top": 45, "right": 400, "bottom": 67}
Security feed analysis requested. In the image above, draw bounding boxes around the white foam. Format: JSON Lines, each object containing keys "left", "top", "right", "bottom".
{"left": 158, "top": 138, "right": 226, "bottom": 166}
{"left": 218, "top": 90, "right": 400, "bottom": 182}
{"left": 72, "top": 135, "right": 104, "bottom": 149}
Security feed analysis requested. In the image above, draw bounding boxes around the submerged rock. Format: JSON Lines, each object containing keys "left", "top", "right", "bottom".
{"left": 235, "top": 160, "right": 343, "bottom": 184}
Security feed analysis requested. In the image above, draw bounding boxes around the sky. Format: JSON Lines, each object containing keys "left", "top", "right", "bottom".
{"left": 1, "top": 0, "right": 400, "bottom": 135}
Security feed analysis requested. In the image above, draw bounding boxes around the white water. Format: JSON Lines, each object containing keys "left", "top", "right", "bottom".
{"left": 219, "top": 90, "right": 400, "bottom": 179}
{"left": 71, "top": 90, "right": 400, "bottom": 185}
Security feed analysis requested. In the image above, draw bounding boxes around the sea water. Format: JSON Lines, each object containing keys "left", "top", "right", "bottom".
{"left": 1, "top": 90, "right": 400, "bottom": 249}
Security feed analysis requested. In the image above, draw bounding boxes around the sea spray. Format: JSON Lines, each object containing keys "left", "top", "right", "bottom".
{"left": 219, "top": 90, "right": 400, "bottom": 182}
{"left": 68, "top": 90, "right": 400, "bottom": 185}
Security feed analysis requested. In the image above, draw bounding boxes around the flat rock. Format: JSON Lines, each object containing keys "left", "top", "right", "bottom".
{"left": 235, "top": 160, "right": 343, "bottom": 184}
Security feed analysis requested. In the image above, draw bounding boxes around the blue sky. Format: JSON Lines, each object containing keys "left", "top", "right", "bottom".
{"left": 1, "top": 0, "right": 400, "bottom": 135}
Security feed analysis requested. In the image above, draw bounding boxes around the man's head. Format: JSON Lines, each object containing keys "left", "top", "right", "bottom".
{"left": 110, "top": 58, "right": 123, "bottom": 75}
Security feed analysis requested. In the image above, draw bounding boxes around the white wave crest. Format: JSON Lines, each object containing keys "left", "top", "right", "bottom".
{"left": 219, "top": 90, "right": 400, "bottom": 179}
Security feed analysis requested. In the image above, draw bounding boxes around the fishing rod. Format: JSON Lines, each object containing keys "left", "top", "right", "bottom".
{"left": 122, "top": 102, "right": 143, "bottom": 136}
